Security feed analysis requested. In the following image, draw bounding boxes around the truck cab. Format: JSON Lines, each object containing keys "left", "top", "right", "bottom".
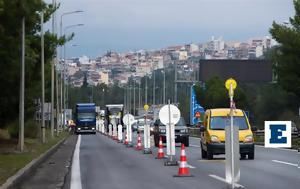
{"left": 75, "top": 103, "right": 96, "bottom": 134}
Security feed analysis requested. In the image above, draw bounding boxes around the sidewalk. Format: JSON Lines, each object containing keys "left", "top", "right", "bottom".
{"left": 13, "top": 135, "right": 77, "bottom": 189}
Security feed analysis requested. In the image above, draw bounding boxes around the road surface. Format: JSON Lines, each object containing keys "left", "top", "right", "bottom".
{"left": 65, "top": 132, "right": 300, "bottom": 189}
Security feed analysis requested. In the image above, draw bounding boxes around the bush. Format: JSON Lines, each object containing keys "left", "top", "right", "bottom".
{"left": 7, "top": 120, "right": 19, "bottom": 139}
{"left": 24, "top": 120, "right": 39, "bottom": 138}
{"left": 7, "top": 119, "right": 39, "bottom": 139}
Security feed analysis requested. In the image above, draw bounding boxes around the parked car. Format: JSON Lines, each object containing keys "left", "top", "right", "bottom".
{"left": 199, "top": 108, "right": 256, "bottom": 160}
{"left": 153, "top": 117, "right": 189, "bottom": 147}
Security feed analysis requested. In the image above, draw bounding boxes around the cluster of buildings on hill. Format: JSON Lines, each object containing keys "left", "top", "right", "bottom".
{"left": 65, "top": 36, "right": 276, "bottom": 87}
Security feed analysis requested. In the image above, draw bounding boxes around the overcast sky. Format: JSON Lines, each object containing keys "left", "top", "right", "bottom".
{"left": 45, "top": 0, "right": 294, "bottom": 58}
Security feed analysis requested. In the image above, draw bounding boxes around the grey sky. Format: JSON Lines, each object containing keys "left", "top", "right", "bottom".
{"left": 46, "top": 0, "right": 294, "bottom": 58}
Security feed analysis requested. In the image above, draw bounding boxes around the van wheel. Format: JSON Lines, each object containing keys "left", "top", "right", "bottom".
{"left": 241, "top": 153, "right": 247, "bottom": 160}
{"left": 183, "top": 137, "right": 189, "bottom": 147}
{"left": 154, "top": 137, "right": 159, "bottom": 147}
{"left": 207, "top": 149, "right": 214, "bottom": 160}
{"left": 201, "top": 145, "right": 207, "bottom": 159}
{"left": 248, "top": 152, "right": 255, "bottom": 160}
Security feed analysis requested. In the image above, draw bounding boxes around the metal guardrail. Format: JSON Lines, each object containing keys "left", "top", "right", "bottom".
{"left": 188, "top": 128, "right": 300, "bottom": 138}
{"left": 254, "top": 130, "right": 299, "bottom": 138}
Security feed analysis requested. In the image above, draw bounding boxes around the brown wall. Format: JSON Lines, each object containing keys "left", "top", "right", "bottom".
{"left": 199, "top": 59, "right": 273, "bottom": 83}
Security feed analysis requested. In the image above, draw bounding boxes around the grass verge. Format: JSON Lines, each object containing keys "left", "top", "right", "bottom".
{"left": 0, "top": 131, "right": 69, "bottom": 185}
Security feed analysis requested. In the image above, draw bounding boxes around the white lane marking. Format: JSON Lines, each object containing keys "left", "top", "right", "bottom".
{"left": 70, "top": 135, "right": 82, "bottom": 189}
{"left": 209, "top": 174, "right": 244, "bottom": 188}
{"left": 255, "top": 145, "right": 298, "bottom": 152}
{"left": 190, "top": 144, "right": 200, "bottom": 148}
{"left": 272, "top": 160, "right": 298, "bottom": 167}
{"left": 190, "top": 137, "right": 201, "bottom": 140}
{"left": 187, "top": 164, "right": 196, "bottom": 169}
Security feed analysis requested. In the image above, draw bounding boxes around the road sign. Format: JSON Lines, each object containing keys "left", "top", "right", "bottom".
{"left": 159, "top": 102, "right": 180, "bottom": 165}
{"left": 159, "top": 104, "right": 181, "bottom": 125}
{"left": 225, "top": 78, "right": 237, "bottom": 90}
{"left": 225, "top": 77, "right": 240, "bottom": 189}
{"left": 122, "top": 114, "right": 135, "bottom": 126}
{"left": 144, "top": 104, "right": 149, "bottom": 111}
{"left": 123, "top": 113, "right": 135, "bottom": 146}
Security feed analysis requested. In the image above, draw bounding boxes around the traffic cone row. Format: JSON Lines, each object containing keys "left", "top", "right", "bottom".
{"left": 136, "top": 133, "right": 142, "bottom": 150}
{"left": 102, "top": 127, "right": 192, "bottom": 178}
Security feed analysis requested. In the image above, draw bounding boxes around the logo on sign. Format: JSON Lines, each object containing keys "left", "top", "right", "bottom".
{"left": 264, "top": 121, "right": 291, "bottom": 148}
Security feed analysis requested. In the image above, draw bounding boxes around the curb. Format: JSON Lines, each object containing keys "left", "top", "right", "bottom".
{"left": 0, "top": 137, "right": 68, "bottom": 189}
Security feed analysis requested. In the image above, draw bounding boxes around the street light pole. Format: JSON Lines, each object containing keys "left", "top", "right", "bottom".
{"left": 62, "top": 24, "right": 83, "bottom": 129}
{"left": 41, "top": 11, "right": 46, "bottom": 143}
{"left": 18, "top": 17, "right": 25, "bottom": 152}
{"left": 153, "top": 68, "right": 155, "bottom": 105}
{"left": 60, "top": 10, "right": 83, "bottom": 59}
{"left": 50, "top": 0, "right": 56, "bottom": 139}
{"left": 133, "top": 79, "right": 136, "bottom": 115}
{"left": 163, "top": 64, "right": 166, "bottom": 104}
{"left": 145, "top": 76, "right": 148, "bottom": 105}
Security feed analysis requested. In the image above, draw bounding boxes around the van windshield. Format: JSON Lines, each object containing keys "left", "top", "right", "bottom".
{"left": 210, "top": 116, "right": 248, "bottom": 130}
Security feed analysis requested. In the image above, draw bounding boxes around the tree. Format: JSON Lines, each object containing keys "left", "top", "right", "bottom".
{"left": 269, "top": 0, "right": 300, "bottom": 105}
{"left": 0, "top": 0, "right": 68, "bottom": 130}
{"left": 194, "top": 77, "right": 248, "bottom": 110}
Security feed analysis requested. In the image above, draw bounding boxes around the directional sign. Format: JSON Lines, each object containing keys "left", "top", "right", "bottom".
{"left": 159, "top": 105, "right": 181, "bottom": 125}
{"left": 122, "top": 114, "right": 135, "bottom": 126}
{"left": 225, "top": 78, "right": 237, "bottom": 90}
{"left": 144, "top": 104, "right": 149, "bottom": 111}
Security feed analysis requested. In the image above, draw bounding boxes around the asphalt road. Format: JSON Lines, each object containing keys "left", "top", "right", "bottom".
{"left": 67, "top": 132, "right": 300, "bottom": 189}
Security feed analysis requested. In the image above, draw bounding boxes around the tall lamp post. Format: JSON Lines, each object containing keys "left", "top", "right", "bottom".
{"left": 62, "top": 24, "right": 83, "bottom": 127}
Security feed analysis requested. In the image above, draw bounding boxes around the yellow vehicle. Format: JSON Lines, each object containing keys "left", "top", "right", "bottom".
{"left": 199, "top": 108, "right": 256, "bottom": 160}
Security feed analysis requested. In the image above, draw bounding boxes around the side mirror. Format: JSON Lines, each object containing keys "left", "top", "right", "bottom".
{"left": 251, "top": 126, "right": 257, "bottom": 132}
{"left": 199, "top": 126, "right": 205, "bottom": 132}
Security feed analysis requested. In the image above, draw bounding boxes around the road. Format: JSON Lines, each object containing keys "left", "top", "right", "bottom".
{"left": 66, "top": 132, "right": 300, "bottom": 189}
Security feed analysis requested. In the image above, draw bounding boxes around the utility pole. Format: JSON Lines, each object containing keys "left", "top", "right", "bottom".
{"left": 153, "top": 69, "right": 155, "bottom": 105}
{"left": 174, "top": 61, "right": 177, "bottom": 104}
{"left": 56, "top": 66, "right": 60, "bottom": 135}
{"left": 163, "top": 64, "right": 166, "bottom": 104}
{"left": 133, "top": 80, "right": 136, "bottom": 115}
{"left": 145, "top": 76, "right": 148, "bottom": 105}
{"left": 18, "top": 17, "right": 25, "bottom": 152}
{"left": 41, "top": 11, "right": 46, "bottom": 143}
{"left": 50, "top": 0, "right": 56, "bottom": 139}
{"left": 138, "top": 81, "right": 141, "bottom": 113}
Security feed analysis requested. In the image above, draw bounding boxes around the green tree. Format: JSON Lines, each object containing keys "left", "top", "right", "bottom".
{"left": 194, "top": 77, "right": 248, "bottom": 110}
{"left": 0, "top": 0, "right": 68, "bottom": 130}
{"left": 269, "top": 0, "right": 300, "bottom": 105}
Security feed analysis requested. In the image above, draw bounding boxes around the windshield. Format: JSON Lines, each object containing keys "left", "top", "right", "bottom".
{"left": 77, "top": 113, "right": 95, "bottom": 120}
{"left": 210, "top": 116, "right": 248, "bottom": 130}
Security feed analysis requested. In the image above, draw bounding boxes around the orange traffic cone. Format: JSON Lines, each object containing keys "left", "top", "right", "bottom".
{"left": 136, "top": 133, "right": 142, "bottom": 150}
{"left": 156, "top": 136, "right": 165, "bottom": 159}
{"left": 124, "top": 134, "right": 128, "bottom": 145}
{"left": 174, "top": 143, "right": 193, "bottom": 177}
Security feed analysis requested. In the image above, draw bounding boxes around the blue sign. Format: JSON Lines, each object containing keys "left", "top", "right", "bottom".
{"left": 265, "top": 121, "right": 291, "bottom": 148}
{"left": 190, "top": 84, "right": 205, "bottom": 125}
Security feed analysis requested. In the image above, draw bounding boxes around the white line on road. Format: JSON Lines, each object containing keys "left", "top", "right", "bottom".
{"left": 272, "top": 160, "right": 298, "bottom": 167}
{"left": 70, "top": 135, "right": 82, "bottom": 189}
{"left": 209, "top": 174, "right": 244, "bottom": 188}
{"left": 190, "top": 137, "right": 201, "bottom": 140}
{"left": 187, "top": 164, "right": 196, "bottom": 169}
{"left": 190, "top": 144, "right": 200, "bottom": 148}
